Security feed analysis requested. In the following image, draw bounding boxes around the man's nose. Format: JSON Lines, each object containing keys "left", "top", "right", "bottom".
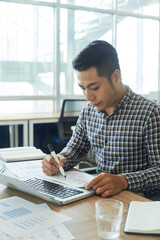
{"left": 85, "top": 89, "right": 95, "bottom": 101}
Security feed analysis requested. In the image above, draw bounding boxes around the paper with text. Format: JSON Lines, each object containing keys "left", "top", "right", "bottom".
{"left": 44, "top": 170, "right": 95, "bottom": 188}
{"left": 6, "top": 160, "right": 43, "bottom": 179}
{"left": 5, "top": 160, "right": 95, "bottom": 188}
{"left": 0, "top": 224, "right": 75, "bottom": 240}
{"left": 0, "top": 196, "right": 71, "bottom": 238}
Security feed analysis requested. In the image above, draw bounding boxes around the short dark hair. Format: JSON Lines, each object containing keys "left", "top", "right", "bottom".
{"left": 72, "top": 40, "right": 120, "bottom": 81}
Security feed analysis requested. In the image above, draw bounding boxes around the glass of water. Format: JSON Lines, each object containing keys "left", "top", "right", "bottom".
{"left": 95, "top": 199, "right": 123, "bottom": 239}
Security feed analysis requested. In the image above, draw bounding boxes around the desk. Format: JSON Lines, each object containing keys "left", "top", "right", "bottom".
{"left": 0, "top": 113, "right": 60, "bottom": 147}
{"left": 0, "top": 183, "right": 155, "bottom": 240}
{"left": 0, "top": 115, "right": 29, "bottom": 147}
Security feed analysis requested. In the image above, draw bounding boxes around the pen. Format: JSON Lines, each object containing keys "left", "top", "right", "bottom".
{"left": 47, "top": 144, "right": 66, "bottom": 178}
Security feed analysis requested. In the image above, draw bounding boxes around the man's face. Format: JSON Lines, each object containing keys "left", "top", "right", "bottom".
{"left": 76, "top": 67, "right": 121, "bottom": 115}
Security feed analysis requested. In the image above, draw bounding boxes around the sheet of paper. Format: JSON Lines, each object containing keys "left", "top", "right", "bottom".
{"left": 0, "top": 161, "right": 6, "bottom": 173}
{"left": 0, "top": 224, "right": 75, "bottom": 240}
{"left": 44, "top": 170, "right": 95, "bottom": 188}
{"left": 5, "top": 161, "right": 95, "bottom": 188}
{"left": 0, "top": 198, "right": 74, "bottom": 240}
{"left": 0, "top": 196, "right": 71, "bottom": 238}
{"left": 0, "top": 196, "right": 37, "bottom": 210}
{"left": 6, "top": 160, "right": 43, "bottom": 179}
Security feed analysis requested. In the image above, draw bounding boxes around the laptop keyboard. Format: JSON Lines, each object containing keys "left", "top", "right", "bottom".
{"left": 23, "top": 178, "right": 83, "bottom": 199}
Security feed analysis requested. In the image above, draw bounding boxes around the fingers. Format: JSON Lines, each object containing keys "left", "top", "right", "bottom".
{"left": 42, "top": 155, "right": 58, "bottom": 176}
{"left": 100, "top": 189, "right": 112, "bottom": 198}
{"left": 85, "top": 173, "right": 127, "bottom": 198}
{"left": 86, "top": 177, "right": 112, "bottom": 197}
{"left": 58, "top": 155, "right": 66, "bottom": 167}
{"left": 85, "top": 174, "right": 103, "bottom": 189}
{"left": 93, "top": 184, "right": 112, "bottom": 197}
{"left": 42, "top": 160, "right": 58, "bottom": 176}
{"left": 42, "top": 154, "right": 66, "bottom": 176}
{"left": 46, "top": 154, "right": 58, "bottom": 166}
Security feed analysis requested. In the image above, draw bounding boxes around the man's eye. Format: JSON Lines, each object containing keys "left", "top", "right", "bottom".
{"left": 81, "top": 87, "right": 85, "bottom": 91}
{"left": 79, "top": 85, "right": 84, "bottom": 90}
{"left": 91, "top": 87, "right": 99, "bottom": 90}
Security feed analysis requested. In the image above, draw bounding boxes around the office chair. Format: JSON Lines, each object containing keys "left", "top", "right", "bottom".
{"left": 57, "top": 99, "right": 97, "bottom": 173}
{"left": 48, "top": 98, "right": 97, "bottom": 173}
{"left": 57, "top": 99, "right": 87, "bottom": 147}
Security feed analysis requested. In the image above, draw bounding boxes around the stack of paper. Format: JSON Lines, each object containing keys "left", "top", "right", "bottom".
{"left": 0, "top": 196, "right": 75, "bottom": 240}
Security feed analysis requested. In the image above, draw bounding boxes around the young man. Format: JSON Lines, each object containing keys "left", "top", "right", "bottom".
{"left": 42, "top": 40, "right": 160, "bottom": 197}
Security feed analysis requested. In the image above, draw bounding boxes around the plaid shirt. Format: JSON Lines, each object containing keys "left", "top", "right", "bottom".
{"left": 60, "top": 86, "right": 160, "bottom": 194}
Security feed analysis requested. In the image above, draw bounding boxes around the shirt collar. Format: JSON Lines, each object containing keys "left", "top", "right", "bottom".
{"left": 114, "top": 85, "right": 133, "bottom": 112}
{"left": 98, "top": 85, "right": 133, "bottom": 118}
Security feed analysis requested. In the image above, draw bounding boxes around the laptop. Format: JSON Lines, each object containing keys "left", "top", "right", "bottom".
{"left": 0, "top": 166, "right": 95, "bottom": 205}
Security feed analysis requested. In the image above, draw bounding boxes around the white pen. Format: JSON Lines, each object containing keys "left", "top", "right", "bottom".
{"left": 47, "top": 144, "right": 66, "bottom": 178}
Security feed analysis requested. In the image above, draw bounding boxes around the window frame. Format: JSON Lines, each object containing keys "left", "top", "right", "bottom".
{"left": 0, "top": 0, "right": 160, "bottom": 112}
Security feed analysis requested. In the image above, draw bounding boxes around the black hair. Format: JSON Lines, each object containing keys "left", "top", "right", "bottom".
{"left": 72, "top": 40, "right": 120, "bottom": 83}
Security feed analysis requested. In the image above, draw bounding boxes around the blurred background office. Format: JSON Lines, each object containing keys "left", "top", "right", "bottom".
{"left": 0, "top": 0, "right": 160, "bottom": 153}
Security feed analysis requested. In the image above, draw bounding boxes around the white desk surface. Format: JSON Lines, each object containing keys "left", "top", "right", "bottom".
{"left": 0, "top": 112, "right": 60, "bottom": 122}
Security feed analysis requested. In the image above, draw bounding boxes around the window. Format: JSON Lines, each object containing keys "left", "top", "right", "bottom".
{"left": 0, "top": 0, "right": 160, "bottom": 113}
{"left": 117, "top": 17, "right": 159, "bottom": 95}
{"left": 117, "top": 0, "right": 159, "bottom": 17}
{"left": 60, "top": 8, "right": 112, "bottom": 95}
{"left": 0, "top": 1, "right": 54, "bottom": 113}
{"left": 60, "top": 0, "right": 113, "bottom": 9}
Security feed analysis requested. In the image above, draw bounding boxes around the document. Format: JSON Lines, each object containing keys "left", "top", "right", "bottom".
{"left": 5, "top": 160, "right": 95, "bottom": 187}
{"left": 124, "top": 201, "right": 160, "bottom": 235}
{"left": 44, "top": 170, "right": 95, "bottom": 188}
{"left": 6, "top": 160, "right": 43, "bottom": 179}
{"left": 0, "top": 196, "right": 71, "bottom": 238}
{"left": 0, "top": 224, "right": 75, "bottom": 240}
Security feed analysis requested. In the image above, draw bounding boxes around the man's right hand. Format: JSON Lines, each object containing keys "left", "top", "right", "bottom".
{"left": 42, "top": 154, "right": 66, "bottom": 176}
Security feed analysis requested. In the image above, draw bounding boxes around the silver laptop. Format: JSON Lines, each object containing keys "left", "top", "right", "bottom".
{"left": 0, "top": 167, "right": 94, "bottom": 205}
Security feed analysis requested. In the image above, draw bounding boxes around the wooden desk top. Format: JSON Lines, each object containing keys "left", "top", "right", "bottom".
{"left": 0, "top": 183, "right": 155, "bottom": 240}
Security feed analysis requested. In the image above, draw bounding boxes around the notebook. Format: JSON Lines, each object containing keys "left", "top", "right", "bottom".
{"left": 124, "top": 201, "right": 160, "bottom": 235}
{"left": 0, "top": 167, "right": 95, "bottom": 205}
{"left": 0, "top": 147, "right": 46, "bottom": 162}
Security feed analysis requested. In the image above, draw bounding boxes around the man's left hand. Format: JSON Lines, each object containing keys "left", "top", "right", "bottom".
{"left": 85, "top": 173, "right": 128, "bottom": 197}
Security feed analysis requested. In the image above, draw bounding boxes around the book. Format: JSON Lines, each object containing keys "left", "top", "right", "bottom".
{"left": 124, "top": 201, "right": 160, "bottom": 235}
{"left": 0, "top": 146, "right": 46, "bottom": 162}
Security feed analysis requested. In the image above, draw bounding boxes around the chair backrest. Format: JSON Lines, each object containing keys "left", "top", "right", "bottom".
{"left": 58, "top": 99, "right": 86, "bottom": 146}
{"left": 60, "top": 99, "right": 87, "bottom": 118}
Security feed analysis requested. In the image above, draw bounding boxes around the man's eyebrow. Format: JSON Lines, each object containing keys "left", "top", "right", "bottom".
{"left": 78, "top": 82, "right": 99, "bottom": 88}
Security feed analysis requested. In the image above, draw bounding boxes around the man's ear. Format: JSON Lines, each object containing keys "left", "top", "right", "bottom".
{"left": 111, "top": 69, "right": 121, "bottom": 84}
